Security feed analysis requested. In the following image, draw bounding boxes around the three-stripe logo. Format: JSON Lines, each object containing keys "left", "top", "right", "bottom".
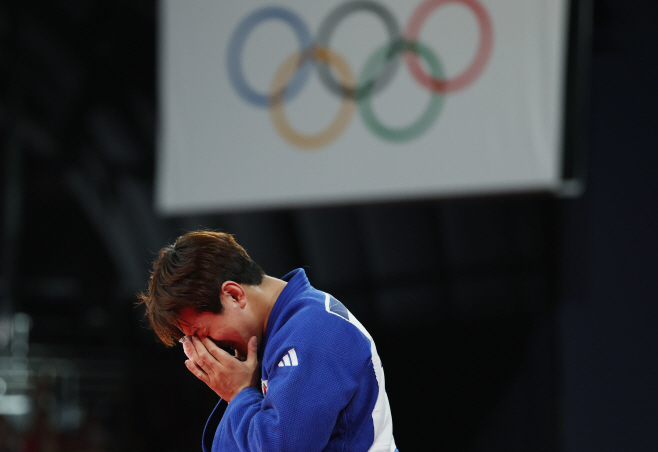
{"left": 278, "top": 348, "right": 298, "bottom": 367}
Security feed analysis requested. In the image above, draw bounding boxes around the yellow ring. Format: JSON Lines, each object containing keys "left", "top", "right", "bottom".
{"left": 269, "top": 47, "right": 356, "bottom": 150}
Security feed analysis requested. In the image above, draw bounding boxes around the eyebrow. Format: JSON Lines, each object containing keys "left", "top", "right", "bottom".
{"left": 176, "top": 319, "right": 198, "bottom": 334}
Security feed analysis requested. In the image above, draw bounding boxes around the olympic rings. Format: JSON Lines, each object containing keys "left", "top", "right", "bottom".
{"left": 405, "top": 0, "right": 493, "bottom": 93}
{"left": 227, "top": 7, "right": 313, "bottom": 107}
{"left": 316, "top": 1, "right": 401, "bottom": 101}
{"left": 269, "top": 48, "right": 357, "bottom": 150}
{"left": 226, "top": 0, "right": 493, "bottom": 148}
{"left": 359, "top": 40, "right": 445, "bottom": 142}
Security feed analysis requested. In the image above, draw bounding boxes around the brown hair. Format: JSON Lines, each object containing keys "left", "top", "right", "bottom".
{"left": 137, "top": 230, "right": 264, "bottom": 346}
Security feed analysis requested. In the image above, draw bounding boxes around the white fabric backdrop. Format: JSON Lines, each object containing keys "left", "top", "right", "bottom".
{"left": 156, "top": 0, "right": 569, "bottom": 214}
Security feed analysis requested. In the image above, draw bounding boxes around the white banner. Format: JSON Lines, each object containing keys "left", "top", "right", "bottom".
{"left": 157, "top": 0, "right": 569, "bottom": 214}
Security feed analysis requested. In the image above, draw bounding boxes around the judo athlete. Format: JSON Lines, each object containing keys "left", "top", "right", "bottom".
{"left": 139, "top": 230, "right": 397, "bottom": 451}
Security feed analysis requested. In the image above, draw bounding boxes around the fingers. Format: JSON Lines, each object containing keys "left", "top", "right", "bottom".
{"left": 246, "top": 336, "right": 258, "bottom": 366}
{"left": 185, "top": 337, "right": 209, "bottom": 371}
{"left": 180, "top": 335, "right": 194, "bottom": 360}
{"left": 192, "top": 336, "right": 225, "bottom": 374}
{"left": 246, "top": 337, "right": 260, "bottom": 388}
{"left": 198, "top": 336, "right": 232, "bottom": 363}
{"left": 181, "top": 336, "right": 217, "bottom": 375}
{"left": 185, "top": 359, "right": 209, "bottom": 384}
{"left": 181, "top": 336, "right": 202, "bottom": 366}
{"left": 180, "top": 336, "right": 261, "bottom": 400}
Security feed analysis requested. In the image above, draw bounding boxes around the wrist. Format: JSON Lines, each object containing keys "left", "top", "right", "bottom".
{"left": 227, "top": 385, "right": 257, "bottom": 404}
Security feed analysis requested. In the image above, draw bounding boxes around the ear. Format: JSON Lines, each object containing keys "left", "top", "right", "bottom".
{"left": 221, "top": 281, "right": 247, "bottom": 308}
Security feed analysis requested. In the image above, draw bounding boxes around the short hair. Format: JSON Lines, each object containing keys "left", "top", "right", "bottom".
{"left": 137, "top": 230, "right": 264, "bottom": 346}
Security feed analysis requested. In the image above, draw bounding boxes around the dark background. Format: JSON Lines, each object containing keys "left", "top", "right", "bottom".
{"left": 1, "top": 1, "right": 657, "bottom": 451}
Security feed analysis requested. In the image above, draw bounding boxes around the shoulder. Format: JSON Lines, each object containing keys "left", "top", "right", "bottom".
{"left": 265, "top": 293, "right": 373, "bottom": 366}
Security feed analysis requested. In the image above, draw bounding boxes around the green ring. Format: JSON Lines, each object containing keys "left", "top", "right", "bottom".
{"left": 359, "top": 40, "right": 445, "bottom": 142}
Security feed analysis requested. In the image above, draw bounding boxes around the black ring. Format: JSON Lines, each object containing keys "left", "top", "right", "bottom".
{"left": 315, "top": 1, "right": 401, "bottom": 100}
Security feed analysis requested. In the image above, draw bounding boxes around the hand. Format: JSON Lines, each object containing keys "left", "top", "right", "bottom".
{"left": 181, "top": 335, "right": 260, "bottom": 402}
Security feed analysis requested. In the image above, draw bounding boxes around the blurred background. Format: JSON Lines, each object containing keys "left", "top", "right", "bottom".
{"left": 1, "top": 0, "right": 657, "bottom": 451}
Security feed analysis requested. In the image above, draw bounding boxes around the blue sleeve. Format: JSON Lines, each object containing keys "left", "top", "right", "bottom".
{"left": 210, "top": 342, "right": 371, "bottom": 452}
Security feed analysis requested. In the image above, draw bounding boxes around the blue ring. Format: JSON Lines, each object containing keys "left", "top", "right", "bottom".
{"left": 227, "top": 7, "right": 313, "bottom": 108}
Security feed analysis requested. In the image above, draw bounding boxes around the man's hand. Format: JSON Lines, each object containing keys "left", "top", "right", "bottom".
{"left": 181, "top": 335, "right": 260, "bottom": 402}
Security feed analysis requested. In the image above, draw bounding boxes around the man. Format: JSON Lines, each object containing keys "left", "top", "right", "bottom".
{"left": 138, "top": 230, "right": 397, "bottom": 451}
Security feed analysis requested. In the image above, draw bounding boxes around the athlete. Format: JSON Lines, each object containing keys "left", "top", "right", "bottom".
{"left": 138, "top": 230, "right": 397, "bottom": 451}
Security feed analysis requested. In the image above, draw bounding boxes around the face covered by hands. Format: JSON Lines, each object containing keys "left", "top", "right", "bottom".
{"left": 180, "top": 334, "right": 260, "bottom": 402}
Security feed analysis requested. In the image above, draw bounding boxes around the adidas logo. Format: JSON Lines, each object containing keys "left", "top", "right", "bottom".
{"left": 278, "top": 348, "right": 298, "bottom": 367}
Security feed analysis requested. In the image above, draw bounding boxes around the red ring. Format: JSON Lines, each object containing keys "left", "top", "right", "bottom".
{"left": 404, "top": 0, "right": 493, "bottom": 93}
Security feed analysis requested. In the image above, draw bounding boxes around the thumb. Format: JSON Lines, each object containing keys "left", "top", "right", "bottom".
{"left": 246, "top": 336, "right": 258, "bottom": 364}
